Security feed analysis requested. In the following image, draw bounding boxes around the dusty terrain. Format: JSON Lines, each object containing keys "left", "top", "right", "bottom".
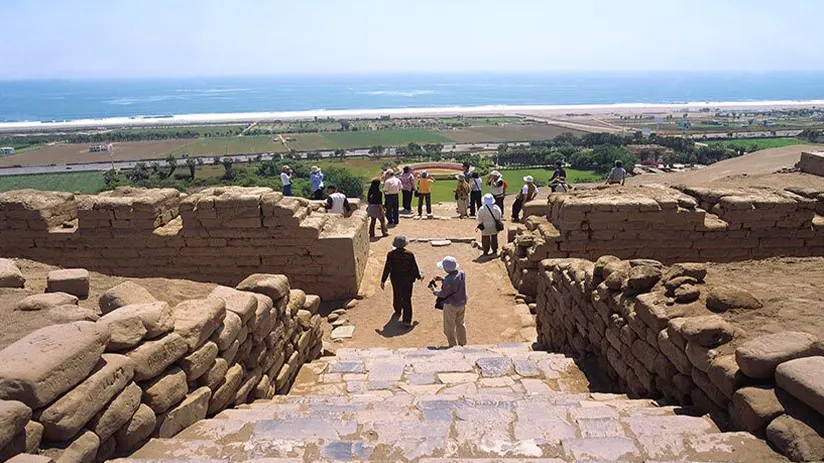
{"left": 0, "top": 140, "right": 193, "bottom": 167}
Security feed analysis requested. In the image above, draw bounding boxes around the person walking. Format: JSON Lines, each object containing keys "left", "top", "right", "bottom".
{"left": 431, "top": 256, "right": 468, "bottom": 347}
{"left": 324, "top": 185, "right": 350, "bottom": 215}
{"left": 606, "top": 160, "right": 628, "bottom": 185}
{"left": 399, "top": 166, "right": 415, "bottom": 213}
{"left": 416, "top": 171, "right": 435, "bottom": 218}
{"left": 280, "top": 165, "right": 293, "bottom": 196}
{"left": 511, "top": 175, "right": 538, "bottom": 222}
{"left": 380, "top": 235, "right": 422, "bottom": 327}
{"left": 366, "top": 179, "right": 388, "bottom": 238}
{"left": 477, "top": 194, "right": 503, "bottom": 256}
{"left": 454, "top": 173, "right": 470, "bottom": 218}
{"left": 309, "top": 166, "right": 325, "bottom": 200}
{"left": 468, "top": 172, "right": 483, "bottom": 216}
{"left": 383, "top": 168, "right": 402, "bottom": 226}
{"left": 487, "top": 170, "right": 507, "bottom": 216}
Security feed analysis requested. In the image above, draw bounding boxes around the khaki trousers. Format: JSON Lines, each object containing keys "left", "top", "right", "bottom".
{"left": 443, "top": 303, "right": 467, "bottom": 347}
{"left": 457, "top": 198, "right": 468, "bottom": 217}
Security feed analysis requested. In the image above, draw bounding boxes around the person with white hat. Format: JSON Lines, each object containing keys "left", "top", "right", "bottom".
{"left": 380, "top": 235, "right": 422, "bottom": 327}
{"left": 486, "top": 170, "right": 508, "bottom": 216}
{"left": 431, "top": 256, "right": 468, "bottom": 347}
{"left": 511, "top": 175, "right": 538, "bottom": 222}
{"left": 383, "top": 168, "right": 403, "bottom": 226}
{"left": 477, "top": 193, "right": 503, "bottom": 256}
{"left": 280, "top": 165, "right": 293, "bottom": 196}
{"left": 309, "top": 166, "right": 324, "bottom": 200}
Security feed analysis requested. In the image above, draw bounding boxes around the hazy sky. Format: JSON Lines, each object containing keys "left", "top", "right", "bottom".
{"left": 2, "top": 0, "right": 823, "bottom": 79}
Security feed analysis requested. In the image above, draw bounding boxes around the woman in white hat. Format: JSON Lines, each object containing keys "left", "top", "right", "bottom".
{"left": 309, "top": 166, "right": 324, "bottom": 200}
{"left": 431, "top": 256, "right": 468, "bottom": 347}
{"left": 477, "top": 193, "right": 503, "bottom": 256}
{"left": 511, "top": 175, "right": 537, "bottom": 222}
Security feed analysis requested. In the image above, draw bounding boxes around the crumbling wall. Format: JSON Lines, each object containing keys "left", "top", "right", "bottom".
{"left": 536, "top": 257, "right": 824, "bottom": 462}
{"left": 798, "top": 150, "right": 824, "bottom": 177}
{"left": 0, "top": 273, "right": 323, "bottom": 462}
{"left": 0, "top": 187, "right": 368, "bottom": 300}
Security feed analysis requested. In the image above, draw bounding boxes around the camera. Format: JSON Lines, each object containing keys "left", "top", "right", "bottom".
{"left": 427, "top": 278, "right": 438, "bottom": 289}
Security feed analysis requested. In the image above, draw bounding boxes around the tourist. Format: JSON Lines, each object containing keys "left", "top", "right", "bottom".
{"left": 468, "top": 172, "right": 483, "bottom": 216}
{"left": 454, "top": 173, "right": 470, "bottom": 218}
{"left": 383, "top": 168, "right": 402, "bottom": 226}
{"left": 324, "top": 185, "right": 349, "bottom": 215}
{"left": 462, "top": 162, "right": 473, "bottom": 178}
{"left": 606, "top": 160, "right": 628, "bottom": 186}
{"left": 487, "top": 170, "right": 507, "bottom": 216}
{"left": 431, "top": 256, "right": 468, "bottom": 347}
{"left": 550, "top": 160, "right": 567, "bottom": 182}
{"left": 309, "top": 166, "right": 325, "bottom": 200}
{"left": 280, "top": 165, "right": 293, "bottom": 196}
{"left": 366, "top": 179, "right": 388, "bottom": 238}
{"left": 416, "top": 171, "right": 435, "bottom": 218}
{"left": 511, "top": 175, "right": 537, "bottom": 222}
{"left": 380, "top": 235, "right": 423, "bottom": 327}
{"left": 399, "top": 166, "right": 415, "bottom": 213}
{"left": 477, "top": 193, "right": 503, "bottom": 256}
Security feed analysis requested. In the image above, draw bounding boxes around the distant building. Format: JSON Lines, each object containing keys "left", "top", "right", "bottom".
{"left": 89, "top": 143, "right": 113, "bottom": 153}
{"left": 0, "top": 147, "right": 14, "bottom": 155}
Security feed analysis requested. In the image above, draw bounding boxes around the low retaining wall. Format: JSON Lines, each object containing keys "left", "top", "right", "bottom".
{"left": 0, "top": 187, "right": 369, "bottom": 300}
{"left": 536, "top": 257, "right": 824, "bottom": 462}
{"left": 0, "top": 273, "right": 323, "bottom": 462}
{"left": 798, "top": 150, "right": 824, "bottom": 177}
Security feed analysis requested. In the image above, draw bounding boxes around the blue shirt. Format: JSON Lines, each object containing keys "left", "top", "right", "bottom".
{"left": 310, "top": 172, "right": 324, "bottom": 191}
{"left": 433, "top": 270, "right": 468, "bottom": 306}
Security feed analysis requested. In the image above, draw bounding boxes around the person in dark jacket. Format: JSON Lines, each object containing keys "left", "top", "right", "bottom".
{"left": 366, "top": 179, "right": 388, "bottom": 238}
{"left": 380, "top": 235, "right": 422, "bottom": 327}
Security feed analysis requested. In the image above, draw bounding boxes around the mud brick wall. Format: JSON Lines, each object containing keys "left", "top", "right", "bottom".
{"left": 503, "top": 185, "right": 824, "bottom": 297}
{"left": 798, "top": 150, "right": 824, "bottom": 177}
{"left": 536, "top": 257, "right": 824, "bottom": 462}
{"left": 0, "top": 187, "right": 369, "bottom": 300}
{"left": 0, "top": 274, "right": 323, "bottom": 462}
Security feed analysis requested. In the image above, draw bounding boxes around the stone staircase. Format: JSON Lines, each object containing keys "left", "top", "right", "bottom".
{"left": 114, "top": 344, "right": 785, "bottom": 462}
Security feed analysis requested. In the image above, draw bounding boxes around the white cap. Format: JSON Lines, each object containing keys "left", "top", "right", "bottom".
{"left": 524, "top": 175, "right": 534, "bottom": 183}
{"left": 491, "top": 170, "right": 501, "bottom": 177}
{"left": 436, "top": 256, "right": 460, "bottom": 272}
{"left": 385, "top": 168, "right": 394, "bottom": 175}
{"left": 482, "top": 193, "right": 495, "bottom": 206}
{"left": 310, "top": 166, "right": 319, "bottom": 173}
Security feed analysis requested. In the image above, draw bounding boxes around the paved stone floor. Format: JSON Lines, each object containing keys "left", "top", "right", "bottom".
{"left": 116, "top": 344, "right": 786, "bottom": 462}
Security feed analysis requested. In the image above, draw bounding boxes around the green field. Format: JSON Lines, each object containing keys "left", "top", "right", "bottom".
{"left": 289, "top": 130, "right": 453, "bottom": 151}
{"left": 0, "top": 171, "right": 106, "bottom": 193}
{"left": 167, "top": 136, "right": 287, "bottom": 156}
{"left": 708, "top": 137, "right": 816, "bottom": 150}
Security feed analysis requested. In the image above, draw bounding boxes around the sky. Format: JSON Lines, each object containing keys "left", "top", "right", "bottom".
{"left": 1, "top": 0, "right": 824, "bottom": 79}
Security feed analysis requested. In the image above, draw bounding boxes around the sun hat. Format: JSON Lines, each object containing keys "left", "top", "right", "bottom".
{"left": 392, "top": 235, "right": 408, "bottom": 249}
{"left": 282, "top": 165, "right": 290, "bottom": 171}
{"left": 524, "top": 175, "right": 534, "bottom": 183}
{"left": 385, "top": 168, "right": 394, "bottom": 175}
{"left": 482, "top": 193, "right": 495, "bottom": 206}
{"left": 456, "top": 173, "right": 466, "bottom": 180}
{"left": 310, "top": 166, "right": 319, "bottom": 173}
{"left": 490, "top": 170, "right": 501, "bottom": 177}
{"left": 436, "top": 256, "right": 460, "bottom": 272}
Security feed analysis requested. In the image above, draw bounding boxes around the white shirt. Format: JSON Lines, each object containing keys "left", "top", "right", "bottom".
{"left": 384, "top": 176, "right": 403, "bottom": 195}
{"left": 477, "top": 204, "right": 503, "bottom": 236}
{"left": 280, "top": 172, "right": 291, "bottom": 186}
{"left": 491, "top": 178, "right": 505, "bottom": 196}
{"left": 328, "top": 192, "right": 347, "bottom": 214}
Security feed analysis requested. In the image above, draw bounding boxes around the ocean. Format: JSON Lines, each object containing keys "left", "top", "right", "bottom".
{"left": 1, "top": 72, "right": 824, "bottom": 123}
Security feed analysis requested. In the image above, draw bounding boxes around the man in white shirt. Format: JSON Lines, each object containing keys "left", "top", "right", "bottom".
{"left": 383, "top": 169, "right": 403, "bottom": 226}
{"left": 280, "top": 165, "right": 293, "bottom": 196}
{"left": 325, "top": 185, "right": 350, "bottom": 215}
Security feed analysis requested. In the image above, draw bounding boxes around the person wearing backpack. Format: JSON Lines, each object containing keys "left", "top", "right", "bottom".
{"left": 476, "top": 193, "right": 503, "bottom": 256}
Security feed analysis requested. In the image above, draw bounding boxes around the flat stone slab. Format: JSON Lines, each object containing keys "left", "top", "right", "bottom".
{"left": 736, "top": 331, "right": 820, "bottom": 379}
{"left": 562, "top": 437, "right": 640, "bottom": 460}
{"left": 430, "top": 240, "right": 452, "bottom": 247}
{"left": 775, "top": 356, "right": 824, "bottom": 416}
{"left": 476, "top": 357, "right": 513, "bottom": 377}
{"left": 331, "top": 325, "right": 356, "bottom": 340}
{"left": 46, "top": 268, "right": 90, "bottom": 298}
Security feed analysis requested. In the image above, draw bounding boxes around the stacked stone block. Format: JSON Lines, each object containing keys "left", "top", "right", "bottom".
{"left": 535, "top": 257, "right": 824, "bottom": 462}
{"left": 77, "top": 187, "right": 181, "bottom": 235}
{"left": 0, "top": 274, "right": 323, "bottom": 462}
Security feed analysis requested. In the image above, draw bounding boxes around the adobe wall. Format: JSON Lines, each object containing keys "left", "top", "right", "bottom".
{"left": 535, "top": 257, "right": 824, "bottom": 462}
{"left": 0, "top": 187, "right": 369, "bottom": 300}
{"left": 0, "top": 273, "right": 323, "bottom": 461}
{"left": 798, "top": 150, "right": 824, "bottom": 177}
{"left": 503, "top": 185, "right": 824, "bottom": 296}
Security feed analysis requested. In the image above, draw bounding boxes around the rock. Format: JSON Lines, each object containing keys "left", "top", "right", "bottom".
{"left": 286, "top": 289, "right": 306, "bottom": 317}
{"left": 602, "top": 260, "right": 631, "bottom": 281}
{"left": 14, "top": 293, "right": 78, "bottom": 312}
{"left": 98, "top": 282, "right": 156, "bottom": 314}
{"left": 236, "top": 274, "right": 290, "bottom": 302}
{"left": 736, "top": 332, "right": 820, "bottom": 379}
{"left": 629, "top": 258, "right": 664, "bottom": 269}
{"left": 211, "top": 310, "right": 242, "bottom": 351}
{"left": 296, "top": 309, "right": 313, "bottom": 324}
{"left": 208, "top": 286, "right": 256, "bottom": 324}
{"left": 604, "top": 269, "right": 628, "bottom": 290}
{"left": 331, "top": 325, "right": 355, "bottom": 340}
{"left": 87, "top": 382, "right": 142, "bottom": 442}
{"left": 207, "top": 363, "right": 244, "bottom": 415}
{"left": 664, "top": 262, "right": 708, "bottom": 282}
{"left": 124, "top": 333, "right": 188, "bottom": 381}
{"left": 706, "top": 285, "right": 762, "bottom": 312}
{"left": 430, "top": 239, "right": 451, "bottom": 246}
{"left": 6, "top": 455, "right": 52, "bottom": 463}
{"left": 686, "top": 342, "right": 718, "bottom": 373}
{"left": 41, "top": 429, "right": 99, "bottom": 463}
{"left": 327, "top": 313, "right": 340, "bottom": 323}
{"left": 140, "top": 366, "right": 187, "bottom": 414}
{"left": 594, "top": 255, "right": 621, "bottom": 279}
{"left": 331, "top": 318, "right": 348, "bottom": 328}
{"left": 253, "top": 374, "right": 271, "bottom": 399}
{"left": 98, "top": 302, "right": 174, "bottom": 351}
{"left": 96, "top": 437, "right": 116, "bottom": 462}
{"left": 46, "top": 269, "right": 90, "bottom": 299}
{"left": 0, "top": 400, "right": 31, "bottom": 449}
{"left": 177, "top": 341, "right": 219, "bottom": 381}
{"left": 731, "top": 386, "right": 785, "bottom": 432}
{"left": 331, "top": 308, "right": 347, "bottom": 316}
{"left": 664, "top": 276, "right": 698, "bottom": 292}
{"left": 45, "top": 305, "right": 100, "bottom": 323}
{"left": 171, "top": 299, "right": 226, "bottom": 352}
{"left": 0, "top": 258, "right": 25, "bottom": 289}
{"left": 303, "top": 295, "right": 321, "bottom": 315}
{"left": 40, "top": 354, "right": 133, "bottom": 441}
{"left": 114, "top": 403, "right": 155, "bottom": 453}
{"left": 678, "top": 315, "right": 738, "bottom": 348}
{"left": 345, "top": 299, "right": 358, "bottom": 310}
{"left": 766, "top": 414, "right": 824, "bottom": 462}
{"left": 321, "top": 341, "right": 337, "bottom": 357}
{"left": 776, "top": 356, "right": 824, "bottom": 416}
{"left": 196, "top": 358, "right": 229, "bottom": 391}
{"left": 707, "top": 354, "right": 748, "bottom": 399}
{"left": 0, "top": 420, "right": 44, "bottom": 460}
{"left": 674, "top": 284, "right": 701, "bottom": 303}
{"left": 155, "top": 386, "right": 211, "bottom": 438}
{"left": 635, "top": 293, "right": 686, "bottom": 332}
{"left": 0, "top": 322, "right": 110, "bottom": 408}
{"left": 233, "top": 367, "right": 262, "bottom": 405}
{"left": 627, "top": 265, "right": 663, "bottom": 293}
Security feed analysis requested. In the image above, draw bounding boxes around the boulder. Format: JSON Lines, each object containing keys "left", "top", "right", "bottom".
{"left": 207, "top": 363, "right": 244, "bottom": 414}
{"left": 87, "top": 382, "right": 141, "bottom": 442}
{"left": 236, "top": 274, "right": 290, "bottom": 301}
{"left": 177, "top": 341, "right": 219, "bottom": 381}
{"left": 674, "top": 284, "right": 701, "bottom": 303}
{"left": 0, "top": 259, "right": 25, "bottom": 289}
{"left": 664, "top": 275, "right": 698, "bottom": 293}
{"left": 14, "top": 293, "right": 78, "bottom": 312}
{"left": 602, "top": 260, "right": 631, "bottom": 281}
{"left": 286, "top": 289, "right": 306, "bottom": 317}
{"left": 155, "top": 386, "right": 211, "bottom": 438}
{"left": 604, "top": 268, "right": 628, "bottom": 290}
{"left": 706, "top": 285, "right": 762, "bottom": 312}
{"left": 45, "top": 305, "right": 100, "bottom": 323}
{"left": 664, "top": 262, "right": 708, "bottom": 282}
{"left": 114, "top": 403, "right": 155, "bottom": 453}
{"left": 171, "top": 299, "right": 226, "bottom": 352}
{"left": 731, "top": 386, "right": 785, "bottom": 432}
{"left": 98, "top": 301, "right": 174, "bottom": 351}
{"left": 41, "top": 429, "right": 99, "bottom": 463}
{"left": 124, "top": 333, "right": 188, "bottom": 381}
{"left": 196, "top": 357, "right": 229, "bottom": 391}
{"left": 45, "top": 269, "right": 90, "bottom": 299}
{"left": 211, "top": 311, "right": 242, "bottom": 351}
{"left": 776, "top": 356, "right": 824, "bottom": 416}
{"left": 627, "top": 265, "right": 663, "bottom": 293}
{"left": 707, "top": 354, "right": 748, "bottom": 399}
{"left": 6, "top": 455, "right": 53, "bottom": 463}
{"left": 98, "top": 282, "right": 156, "bottom": 314}
{"left": 686, "top": 342, "right": 718, "bottom": 373}
{"left": 140, "top": 366, "right": 187, "bottom": 414}
{"left": 766, "top": 414, "right": 824, "bottom": 462}
{"left": 0, "top": 400, "right": 31, "bottom": 449}
{"left": 678, "top": 315, "right": 738, "bottom": 348}
{"left": 0, "top": 421, "right": 44, "bottom": 460}
{"left": 303, "top": 295, "right": 321, "bottom": 315}
{"left": 736, "top": 332, "right": 820, "bottom": 379}
{"left": 0, "top": 322, "right": 110, "bottom": 408}
{"left": 593, "top": 255, "right": 621, "bottom": 279}
{"left": 208, "top": 286, "right": 256, "bottom": 324}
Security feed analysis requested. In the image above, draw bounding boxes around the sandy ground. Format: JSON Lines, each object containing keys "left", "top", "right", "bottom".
{"left": 0, "top": 140, "right": 193, "bottom": 167}
{"left": 0, "top": 259, "right": 216, "bottom": 350}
